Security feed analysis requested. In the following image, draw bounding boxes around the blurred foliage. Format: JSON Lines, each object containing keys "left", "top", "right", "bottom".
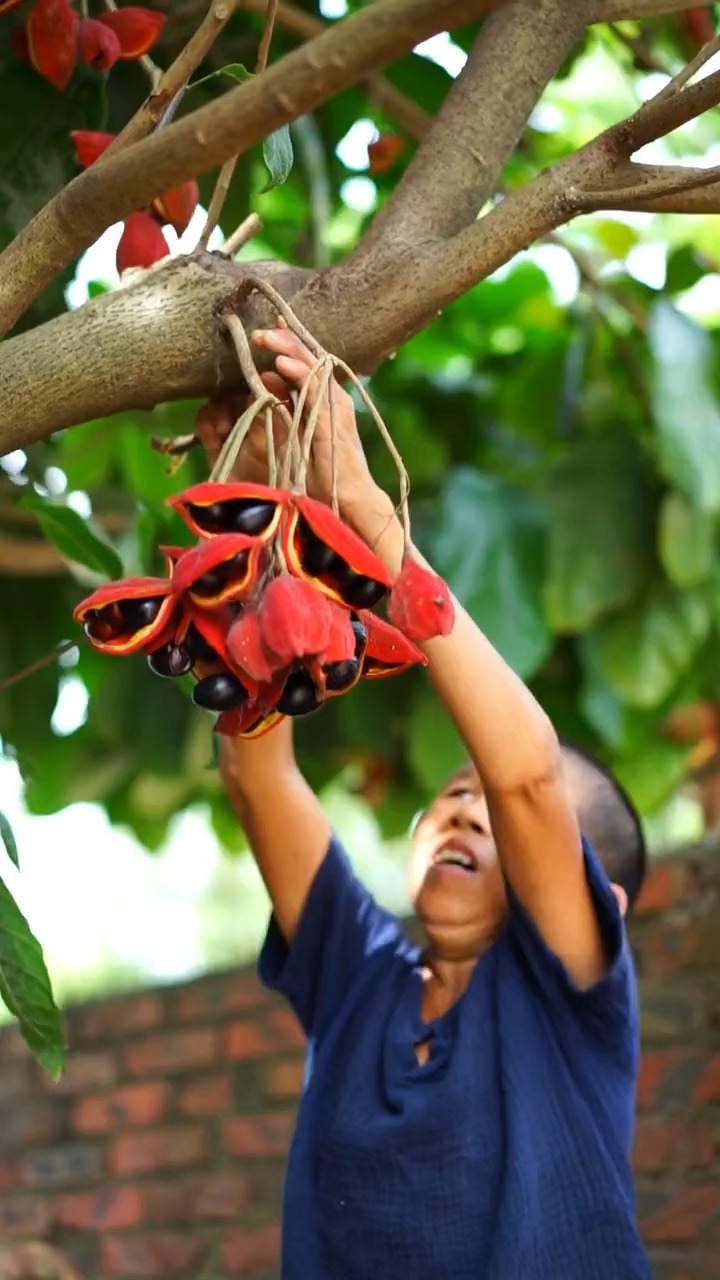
{"left": 2, "top": 1, "right": 720, "bottom": 865}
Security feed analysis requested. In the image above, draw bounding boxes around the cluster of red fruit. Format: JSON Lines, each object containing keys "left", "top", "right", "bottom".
{"left": 71, "top": 130, "right": 200, "bottom": 273}
{"left": 4, "top": 0, "right": 165, "bottom": 93}
{"left": 73, "top": 482, "right": 454, "bottom": 739}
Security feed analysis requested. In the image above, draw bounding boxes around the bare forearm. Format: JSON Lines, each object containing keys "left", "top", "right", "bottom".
{"left": 346, "top": 490, "right": 558, "bottom": 794}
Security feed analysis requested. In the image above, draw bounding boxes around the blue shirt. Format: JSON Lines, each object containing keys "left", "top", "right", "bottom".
{"left": 259, "top": 836, "right": 652, "bottom": 1280}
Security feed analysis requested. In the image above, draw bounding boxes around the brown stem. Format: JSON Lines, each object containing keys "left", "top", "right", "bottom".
{"left": 224, "top": 212, "right": 263, "bottom": 256}
{"left": 600, "top": 0, "right": 715, "bottom": 17}
{"left": 0, "top": 0, "right": 495, "bottom": 336}
{"left": 0, "top": 640, "right": 78, "bottom": 694}
{"left": 653, "top": 31, "right": 720, "bottom": 102}
{"left": 237, "top": 0, "right": 432, "bottom": 139}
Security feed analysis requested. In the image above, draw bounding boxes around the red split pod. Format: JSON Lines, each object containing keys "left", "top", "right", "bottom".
{"left": 360, "top": 611, "right": 426, "bottom": 679}
{"left": 283, "top": 495, "right": 391, "bottom": 612}
{"left": 168, "top": 481, "right": 287, "bottom": 542}
{"left": 117, "top": 211, "right": 169, "bottom": 272}
{"left": 151, "top": 180, "right": 200, "bottom": 236}
{"left": 227, "top": 608, "right": 279, "bottom": 685}
{"left": 214, "top": 704, "right": 285, "bottom": 740}
{"left": 171, "top": 533, "right": 264, "bottom": 609}
{"left": 307, "top": 601, "right": 360, "bottom": 700}
{"left": 388, "top": 554, "right": 455, "bottom": 643}
{"left": 96, "top": 5, "right": 165, "bottom": 58}
{"left": 74, "top": 577, "right": 176, "bottom": 656}
{"left": 71, "top": 129, "right": 115, "bottom": 167}
{"left": 26, "top": 0, "right": 80, "bottom": 93}
{"left": 79, "top": 16, "right": 121, "bottom": 70}
{"left": 258, "top": 575, "right": 332, "bottom": 668}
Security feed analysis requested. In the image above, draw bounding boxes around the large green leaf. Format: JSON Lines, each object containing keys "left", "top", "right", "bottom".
{"left": 431, "top": 469, "right": 552, "bottom": 678}
{"left": 261, "top": 126, "right": 294, "bottom": 191}
{"left": 658, "top": 491, "right": 715, "bottom": 588}
{"left": 544, "top": 435, "right": 656, "bottom": 632}
{"left": 0, "top": 813, "right": 19, "bottom": 869}
{"left": 0, "top": 875, "right": 65, "bottom": 1078}
{"left": 22, "top": 497, "right": 123, "bottom": 580}
{"left": 593, "top": 583, "right": 711, "bottom": 709}
{"left": 649, "top": 301, "right": 720, "bottom": 512}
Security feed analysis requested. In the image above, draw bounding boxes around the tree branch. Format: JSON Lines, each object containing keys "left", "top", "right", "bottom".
{"left": 356, "top": 0, "right": 595, "bottom": 257}
{"left": 238, "top": 0, "right": 432, "bottom": 139}
{"left": 0, "top": 0, "right": 497, "bottom": 338}
{"left": 600, "top": 0, "right": 715, "bottom": 18}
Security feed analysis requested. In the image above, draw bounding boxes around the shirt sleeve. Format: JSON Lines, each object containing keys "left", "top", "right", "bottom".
{"left": 503, "top": 836, "right": 639, "bottom": 1061}
{"left": 258, "top": 834, "right": 406, "bottom": 1043}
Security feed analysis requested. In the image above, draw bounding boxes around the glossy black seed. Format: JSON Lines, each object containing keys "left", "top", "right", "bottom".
{"left": 120, "top": 597, "right": 163, "bottom": 629}
{"left": 324, "top": 657, "right": 359, "bottom": 693}
{"left": 339, "top": 572, "right": 386, "bottom": 609}
{"left": 227, "top": 499, "right": 276, "bottom": 535}
{"left": 147, "top": 643, "right": 192, "bottom": 679}
{"left": 187, "top": 501, "right": 227, "bottom": 531}
{"left": 192, "top": 673, "right": 248, "bottom": 712}
{"left": 185, "top": 624, "right": 218, "bottom": 663}
{"left": 84, "top": 613, "right": 121, "bottom": 643}
{"left": 193, "top": 552, "right": 249, "bottom": 596}
{"left": 278, "top": 670, "right": 321, "bottom": 717}
{"left": 350, "top": 615, "right": 367, "bottom": 656}
{"left": 298, "top": 520, "right": 341, "bottom": 578}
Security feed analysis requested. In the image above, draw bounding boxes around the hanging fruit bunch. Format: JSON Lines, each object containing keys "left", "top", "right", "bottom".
{"left": 72, "top": 282, "right": 455, "bottom": 739}
{"left": 6, "top": 0, "right": 165, "bottom": 94}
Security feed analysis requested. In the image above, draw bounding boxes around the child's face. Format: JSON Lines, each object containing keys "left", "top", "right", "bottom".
{"left": 408, "top": 767, "right": 508, "bottom": 959}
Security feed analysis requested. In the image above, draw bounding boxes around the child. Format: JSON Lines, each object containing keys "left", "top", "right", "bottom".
{"left": 200, "top": 328, "right": 653, "bottom": 1280}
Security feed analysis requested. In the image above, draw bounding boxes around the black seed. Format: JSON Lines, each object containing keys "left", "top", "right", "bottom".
{"left": 121, "top": 597, "right": 163, "bottom": 629}
{"left": 84, "top": 615, "right": 119, "bottom": 643}
{"left": 187, "top": 501, "right": 227, "bottom": 531}
{"left": 147, "top": 643, "right": 192, "bottom": 679}
{"left": 227, "top": 499, "right": 276, "bottom": 535}
{"left": 185, "top": 624, "right": 218, "bottom": 663}
{"left": 339, "top": 572, "right": 386, "bottom": 609}
{"left": 350, "top": 615, "right": 367, "bottom": 656}
{"left": 278, "top": 670, "right": 321, "bottom": 717}
{"left": 192, "top": 673, "right": 248, "bottom": 712}
{"left": 323, "top": 657, "right": 359, "bottom": 693}
{"left": 193, "top": 552, "right": 250, "bottom": 596}
{"left": 298, "top": 519, "right": 341, "bottom": 578}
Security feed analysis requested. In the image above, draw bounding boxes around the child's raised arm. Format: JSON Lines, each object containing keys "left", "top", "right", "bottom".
{"left": 253, "top": 326, "right": 608, "bottom": 990}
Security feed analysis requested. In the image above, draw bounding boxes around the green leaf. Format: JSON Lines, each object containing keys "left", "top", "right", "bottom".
{"left": 593, "top": 583, "right": 711, "bottom": 709}
{"left": 0, "top": 875, "right": 65, "bottom": 1079}
{"left": 658, "top": 491, "right": 715, "bottom": 587}
{"left": 544, "top": 436, "right": 655, "bottom": 632}
{"left": 649, "top": 301, "right": 720, "bottom": 512}
{"left": 431, "top": 469, "right": 552, "bottom": 678}
{"left": 665, "top": 246, "right": 706, "bottom": 294}
{"left": 0, "top": 813, "right": 19, "bottom": 869}
{"left": 594, "top": 219, "right": 638, "bottom": 259}
{"left": 613, "top": 740, "right": 693, "bottom": 816}
{"left": 22, "top": 498, "right": 123, "bottom": 580}
{"left": 408, "top": 685, "right": 468, "bottom": 796}
{"left": 220, "top": 62, "right": 253, "bottom": 84}
{"left": 261, "top": 125, "right": 294, "bottom": 191}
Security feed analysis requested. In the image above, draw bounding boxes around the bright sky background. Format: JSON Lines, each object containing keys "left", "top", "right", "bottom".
{"left": 1, "top": 15, "right": 714, "bottom": 1007}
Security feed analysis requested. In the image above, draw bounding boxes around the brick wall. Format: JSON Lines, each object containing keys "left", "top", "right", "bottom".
{"left": 0, "top": 842, "right": 718, "bottom": 1280}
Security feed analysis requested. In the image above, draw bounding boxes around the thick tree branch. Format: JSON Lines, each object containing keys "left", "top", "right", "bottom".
{"left": 600, "top": 0, "right": 715, "bottom": 17}
{"left": 0, "top": 0, "right": 497, "bottom": 338}
{"left": 357, "top": 0, "right": 595, "bottom": 257}
{"left": 238, "top": 0, "right": 432, "bottom": 139}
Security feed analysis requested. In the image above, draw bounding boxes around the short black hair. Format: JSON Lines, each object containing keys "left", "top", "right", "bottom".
{"left": 559, "top": 738, "right": 647, "bottom": 909}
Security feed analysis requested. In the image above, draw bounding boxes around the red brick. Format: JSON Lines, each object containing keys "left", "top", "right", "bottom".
{"left": 221, "top": 1019, "right": 270, "bottom": 1061}
{"left": 261, "top": 1006, "right": 306, "bottom": 1049}
{"left": 100, "top": 1232, "right": 206, "bottom": 1276}
{"left": 225, "top": 1111, "right": 295, "bottom": 1157}
{"left": 58, "top": 1185, "right": 143, "bottom": 1230}
{"left": 0, "top": 1026, "right": 30, "bottom": 1062}
{"left": 0, "top": 1098, "right": 64, "bottom": 1153}
{"left": 0, "top": 1160, "right": 21, "bottom": 1192}
{"left": 177, "top": 1071, "right": 233, "bottom": 1116}
{"left": 695, "top": 1054, "right": 720, "bottom": 1103}
{"left": 171, "top": 972, "right": 267, "bottom": 1021}
{"left": 636, "top": 1049, "right": 703, "bottom": 1109}
{"left": 632, "top": 1115, "right": 716, "bottom": 1173}
{"left": 0, "top": 1063, "right": 36, "bottom": 1100}
{"left": 221, "top": 1223, "right": 281, "bottom": 1273}
{"left": 48, "top": 1050, "right": 118, "bottom": 1094}
{"left": 0, "top": 1195, "right": 51, "bottom": 1237}
{"left": 124, "top": 1029, "right": 216, "bottom": 1076}
{"left": 110, "top": 1125, "right": 207, "bottom": 1176}
{"left": 145, "top": 1172, "right": 250, "bottom": 1223}
{"left": 23, "top": 1143, "right": 105, "bottom": 1188}
{"left": 73, "top": 1081, "right": 169, "bottom": 1133}
{"left": 641, "top": 1184, "right": 720, "bottom": 1244}
{"left": 72, "top": 993, "right": 164, "bottom": 1043}
{"left": 266, "top": 1058, "right": 304, "bottom": 1099}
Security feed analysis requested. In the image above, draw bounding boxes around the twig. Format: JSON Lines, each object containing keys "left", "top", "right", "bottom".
{"left": 224, "top": 312, "right": 270, "bottom": 400}
{"left": 653, "top": 31, "right": 720, "bottom": 104}
{"left": 237, "top": 0, "right": 432, "bottom": 140}
{"left": 0, "top": 640, "right": 78, "bottom": 694}
{"left": 211, "top": 392, "right": 275, "bottom": 481}
{"left": 224, "top": 212, "right": 263, "bottom": 256}
{"left": 263, "top": 405, "right": 278, "bottom": 485}
{"left": 198, "top": 0, "right": 279, "bottom": 250}
{"left": 150, "top": 433, "right": 202, "bottom": 456}
{"left": 107, "top": 0, "right": 239, "bottom": 159}
{"left": 297, "top": 360, "right": 334, "bottom": 491}
{"left": 102, "top": 0, "right": 162, "bottom": 88}
{"left": 546, "top": 231, "right": 648, "bottom": 329}
{"left": 609, "top": 24, "right": 670, "bottom": 77}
